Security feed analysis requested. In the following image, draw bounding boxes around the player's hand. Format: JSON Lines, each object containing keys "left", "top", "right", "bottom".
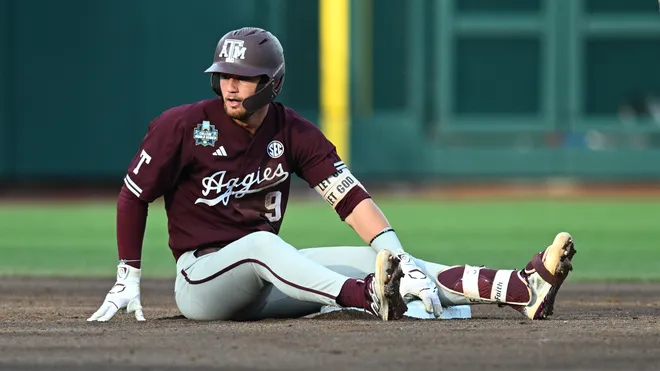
{"left": 87, "top": 263, "right": 145, "bottom": 322}
{"left": 397, "top": 253, "right": 443, "bottom": 317}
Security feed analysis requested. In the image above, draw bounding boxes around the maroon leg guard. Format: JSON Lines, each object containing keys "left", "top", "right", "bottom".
{"left": 436, "top": 265, "right": 532, "bottom": 305}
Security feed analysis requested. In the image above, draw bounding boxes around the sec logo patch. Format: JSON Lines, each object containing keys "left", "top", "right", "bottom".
{"left": 267, "top": 140, "right": 284, "bottom": 159}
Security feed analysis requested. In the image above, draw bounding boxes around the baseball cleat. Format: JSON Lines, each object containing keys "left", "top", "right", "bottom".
{"left": 514, "top": 232, "right": 577, "bottom": 320}
{"left": 364, "top": 249, "right": 408, "bottom": 321}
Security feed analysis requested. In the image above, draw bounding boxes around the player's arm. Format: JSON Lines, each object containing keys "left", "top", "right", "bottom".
{"left": 289, "top": 113, "right": 443, "bottom": 317}
{"left": 311, "top": 166, "right": 404, "bottom": 254}
{"left": 343, "top": 198, "right": 404, "bottom": 254}
{"left": 117, "top": 179, "right": 149, "bottom": 269}
{"left": 312, "top": 169, "right": 442, "bottom": 316}
{"left": 118, "top": 117, "right": 183, "bottom": 267}
{"left": 288, "top": 111, "right": 406, "bottom": 253}
{"left": 88, "top": 111, "right": 184, "bottom": 322}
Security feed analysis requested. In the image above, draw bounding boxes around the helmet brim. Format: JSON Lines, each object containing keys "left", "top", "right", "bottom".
{"left": 204, "top": 62, "right": 268, "bottom": 78}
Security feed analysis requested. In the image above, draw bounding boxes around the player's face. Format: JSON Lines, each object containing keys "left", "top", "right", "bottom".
{"left": 219, "top": 73, "right": 261, "bottom": 120}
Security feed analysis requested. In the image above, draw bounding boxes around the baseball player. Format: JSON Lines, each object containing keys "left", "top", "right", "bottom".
{"left": 88, "top": 27, "right": 577, "bottom": 323}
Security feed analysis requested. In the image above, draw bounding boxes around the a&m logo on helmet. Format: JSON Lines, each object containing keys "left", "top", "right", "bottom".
{"left": 193, "top": 121, "right": 219, "bottom": 147}
{"left": 219, "top": 39, "right": 247, "bottom": 63}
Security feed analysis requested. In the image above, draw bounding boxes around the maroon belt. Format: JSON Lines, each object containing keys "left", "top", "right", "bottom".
{"left": 193, "top": 246, "right": 222, "bottom": 258}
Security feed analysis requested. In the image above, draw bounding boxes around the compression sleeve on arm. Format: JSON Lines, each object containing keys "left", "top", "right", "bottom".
{"left": 116, "top": 185, "right": 148, "bottom": 269}
{"left": 370, "top": 228, "right": 406, "bottom": 255}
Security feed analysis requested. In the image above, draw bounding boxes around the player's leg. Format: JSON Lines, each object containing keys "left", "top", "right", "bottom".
{"left": 242, "top": 245, "right": 462, "bottom": 319}
{"left": 355, "top": 232, "right": 577, "bottom": 319}
{"left": 257, "top": 231, "right": 578, "bottom": 320}
{"left": 294, "top": 247, "right": 478, "bottom": 309}
{"left": 174, "top": 231, "right": 407, "bottom": 321}
{"left": 237, "top": 246, "right": 471, "bottom": 319}
{"left": 312, "top": 232, "right": 577, "bottom": 320}
{"left": 433, "top": 232, "right": 577, "bottom": 319}
{"left": 235, "top": 246, "right": 382, "bottom": 320}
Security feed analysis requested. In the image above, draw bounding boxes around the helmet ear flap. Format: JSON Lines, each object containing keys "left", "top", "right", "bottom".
{"left": 210, "top": 73, "right": 222, "bottom": 97}
{"left": 241, "top": 75, "right": 283, "bottom": 112}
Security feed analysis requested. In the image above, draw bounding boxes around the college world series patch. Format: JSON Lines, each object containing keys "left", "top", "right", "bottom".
{"left": 193, "top": 121, "right": 219, "bottom": 147}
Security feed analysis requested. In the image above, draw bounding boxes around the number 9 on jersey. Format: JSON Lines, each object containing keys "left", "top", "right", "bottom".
{"left": 264, "top": 191, "right": 282, "bottom": 222}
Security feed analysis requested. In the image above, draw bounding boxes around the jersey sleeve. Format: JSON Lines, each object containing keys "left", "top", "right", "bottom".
{"left": 288, "top": 113, "right": 344, "bottom": 187}
{"left": 287, "top": 109, "right": 372, "bottom": 221}
{"left": 123, "top": 111, "right": 185, "bottom": 203}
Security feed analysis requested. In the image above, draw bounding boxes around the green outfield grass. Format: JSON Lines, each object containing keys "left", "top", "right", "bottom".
{"left": 1, "top": 197, "right": 658, "bottom": 281}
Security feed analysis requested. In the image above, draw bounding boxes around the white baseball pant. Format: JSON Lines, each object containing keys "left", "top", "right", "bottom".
{"left": 174, "top": 230, "right": 464, "bottom": 320}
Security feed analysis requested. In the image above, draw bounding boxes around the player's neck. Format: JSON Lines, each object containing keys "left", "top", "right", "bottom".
{"left": 234, "top": 105, "right": 269, "bottom": 135}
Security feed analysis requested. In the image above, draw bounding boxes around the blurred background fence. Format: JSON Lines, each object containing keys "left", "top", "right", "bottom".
{"left": 1, "top": 0, "right": 660, "bottom": 189}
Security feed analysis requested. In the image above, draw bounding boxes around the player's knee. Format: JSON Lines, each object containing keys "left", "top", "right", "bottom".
{"left": 248, "top": 230, "right": 280, "bottom": 244}
{"left": 245, "top": 231, "right": 293, "bottom": 256}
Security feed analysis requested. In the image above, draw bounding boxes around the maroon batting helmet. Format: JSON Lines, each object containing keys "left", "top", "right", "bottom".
{"left": 205, "top": 27, "right": 285, "bottom": 112}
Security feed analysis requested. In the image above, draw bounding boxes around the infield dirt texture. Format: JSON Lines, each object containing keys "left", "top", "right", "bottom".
{"left": 1, "top": 277, "right": 658, "bottom": 371}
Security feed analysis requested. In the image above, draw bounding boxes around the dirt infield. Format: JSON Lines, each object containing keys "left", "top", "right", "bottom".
{"left": 0, "top": 278, "right": 658, "bottom": 371}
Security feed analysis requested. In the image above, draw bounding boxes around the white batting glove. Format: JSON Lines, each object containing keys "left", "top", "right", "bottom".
{"left": 397, "top": 253, "right": 443, "bottom": 318}
{"left": 87, "top": 263, "right": 145, "bottom": 322}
